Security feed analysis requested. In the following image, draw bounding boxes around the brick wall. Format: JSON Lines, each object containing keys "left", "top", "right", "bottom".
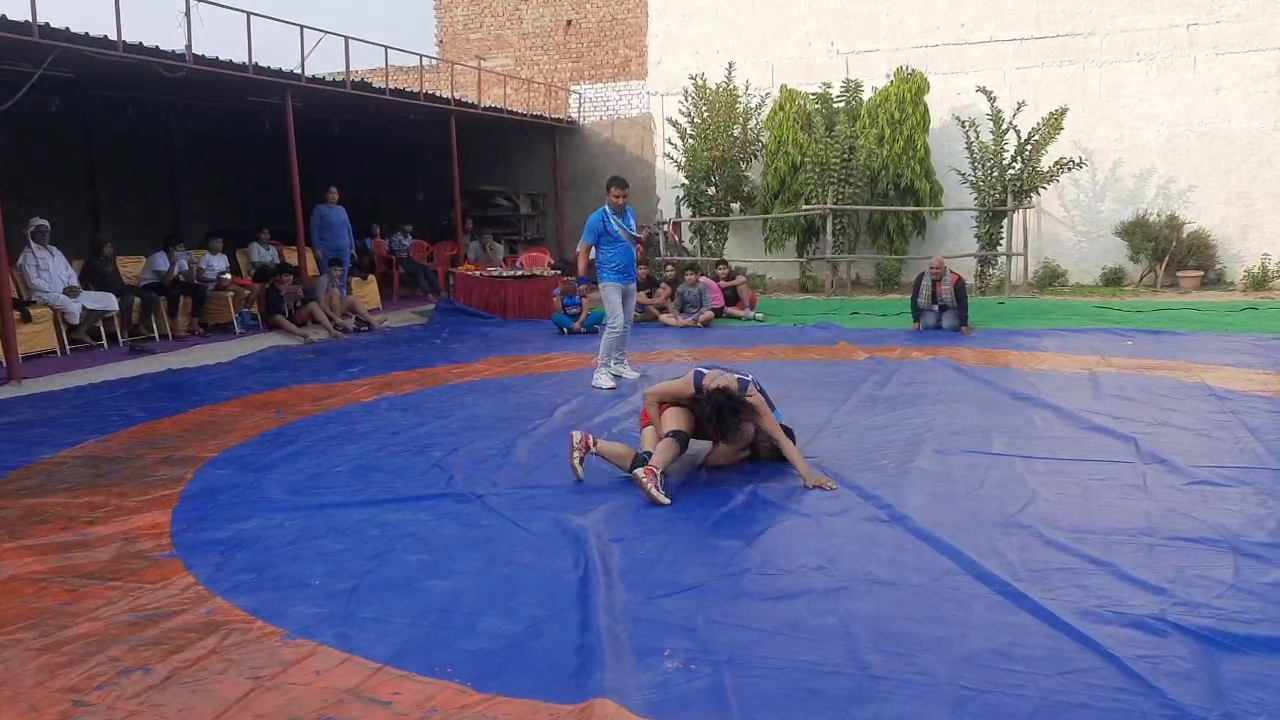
{"left": 328, "top": 0, "right": 648, "bottom": 119}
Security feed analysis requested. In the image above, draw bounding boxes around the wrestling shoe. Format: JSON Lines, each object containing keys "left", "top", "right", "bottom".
{"left": 631, "top": 465, "right": 672, "bottom": 506}
{"left": 591, "top": 368, "right": 618, "bottom": 389}
{"left": 609, "top": 362, "right": 640, "bottom": 380}
{"left": 569, "top": 430, "right": 596, "bottom": 481}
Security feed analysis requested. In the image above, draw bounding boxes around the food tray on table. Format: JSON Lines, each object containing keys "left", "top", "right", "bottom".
{"left": 457, "top": 265, "right": 559, "bottom": 279}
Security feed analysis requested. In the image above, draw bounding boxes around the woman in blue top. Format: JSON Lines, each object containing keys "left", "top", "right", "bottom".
{"left": 552, "top": 278, "right": 605, "bottom": 334}
{"left": 310, "top": 186, "right": 356, "bottom": 297}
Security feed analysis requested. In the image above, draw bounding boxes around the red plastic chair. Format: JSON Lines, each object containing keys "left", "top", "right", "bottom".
{"left": 372, "top": 239, "right": 399, "bottom": 300}
{"left": 433, "top": 240, "right": 459, "bottom": 293}
{"left": 516, "top": 251, "right": 554, "bottom": 269}
{"left": 408, "top": 239, "right": 434, "bottom": 265}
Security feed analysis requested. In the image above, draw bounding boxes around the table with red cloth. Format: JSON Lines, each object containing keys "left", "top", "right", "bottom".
{"left": 450, "top": 270, "right": 564, "bottom": 320}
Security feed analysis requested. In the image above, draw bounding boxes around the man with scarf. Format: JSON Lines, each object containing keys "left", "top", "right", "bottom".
{"left": 16, "top": 217, "right": 120, "bottom": 345}
{"left": 577, "top": 175, "right": 644, "bottom": 390}
{"left": 910, "top": 255, "right": 973, "bottom": 335}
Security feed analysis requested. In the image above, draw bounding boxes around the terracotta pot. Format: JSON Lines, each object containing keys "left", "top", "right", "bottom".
{"left": 1175, "top": 269, "right": 1205, "bottom": 290}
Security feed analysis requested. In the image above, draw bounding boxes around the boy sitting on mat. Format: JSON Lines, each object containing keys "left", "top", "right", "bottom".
{"left": 263, "top": 263, "right": 344, "bottom": 344}
{"left": 319, "top": 256, "right": 387, "bottom": 332}
{"left": 659, "top": 262, "right": 716, "bottom": 328}
{"left": 714, "top": 258, "right": 765, "bottom": 322}
{"left": 569, "top": 365, "right": 836, "bottom": 505}
{"left": 552, "top": 277, "right": 605, "bottom": 334}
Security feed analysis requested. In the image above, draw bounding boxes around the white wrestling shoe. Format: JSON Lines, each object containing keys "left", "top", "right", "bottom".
{"left": 591, "top": 368, "right": 618, "bottom": 390}
{"left": 609, "top": 362, "right": 640, "bottom": 380}
{"left": 569, "top": 431, "right": 597, "bottom": 481}
{"left": 630, "top": 465, "right": 672, "bottom": 506}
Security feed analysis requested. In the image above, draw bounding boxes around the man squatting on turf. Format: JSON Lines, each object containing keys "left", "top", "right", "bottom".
{"left": 569, "top": 366, "right": 837, "bottom": 505}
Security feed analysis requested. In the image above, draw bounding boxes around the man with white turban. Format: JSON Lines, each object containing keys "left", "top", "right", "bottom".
{"left": 16, "top": 217, "right": 119, "bottom": 345}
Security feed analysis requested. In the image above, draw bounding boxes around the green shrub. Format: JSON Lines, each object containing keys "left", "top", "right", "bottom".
{"left": 1096, "top": 264, "right": 1129, "bottom": 287}
{"left": 1032, "top": 257, "right": 1070, "bottom": 290}
{"left": 1241, "top": 254, "right": 1280, "bottom": 291}
{"left": 1114, "top": 210, "right": 1222, "bottom": 287}
{"left": 874, "top": 259, "right": 905, "bottom": 293}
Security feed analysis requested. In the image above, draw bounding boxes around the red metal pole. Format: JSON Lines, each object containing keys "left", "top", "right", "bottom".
{"left": 284, "top": 90, "right": 309, "bottom": 287}
{"left": 449, "top": 113, "right": 464, "bottom": 246}
{"left": 0, "top": 200, "right": 23, "bottom": 383}
{"left": 552, "top": 129, "right": 566, "bottom": 256}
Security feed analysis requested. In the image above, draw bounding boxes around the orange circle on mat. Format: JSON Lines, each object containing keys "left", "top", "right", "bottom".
{"left": 1, "top": 344, "right": 1277, "bottom": 719}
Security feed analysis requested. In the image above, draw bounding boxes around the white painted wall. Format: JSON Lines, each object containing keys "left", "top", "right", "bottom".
{"left": 646, "top": 0, "right": 1280, "bottom": 285}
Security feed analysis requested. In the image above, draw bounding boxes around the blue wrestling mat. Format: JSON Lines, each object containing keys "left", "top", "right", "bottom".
{"left": 1, "top": 301, "right": 1278, "bottom": 720}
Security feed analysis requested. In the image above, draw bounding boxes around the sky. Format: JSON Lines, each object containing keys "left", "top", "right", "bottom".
{"left": 2, "top": 0, "right": 438, "bottom": 73}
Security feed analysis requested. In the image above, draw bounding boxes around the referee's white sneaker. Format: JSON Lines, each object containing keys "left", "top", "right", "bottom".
{"left": 591, "top": 368, "right": 618, "bottom": 389}
{"left": 609, "top": 362, "right": 640, "bottom": 380}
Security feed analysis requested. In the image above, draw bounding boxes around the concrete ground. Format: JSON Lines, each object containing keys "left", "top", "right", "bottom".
{"left": 0, "top": 304, "right": 432, "bottom": 399}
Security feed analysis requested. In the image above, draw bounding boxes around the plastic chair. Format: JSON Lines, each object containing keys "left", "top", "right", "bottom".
{"left": 516, "top": 251, "right": 554, "bottom": 269}
{"left": 111, "top": 256, "right": 167, "bottom": 344}
{"left": 12, "top": 266, "right": 110, "bottom": 353}
{"left": 433, "top": 240, "right": 459, "bottom": 293}
{"left": 3, "top": 267, "right": 61, "bottom": 365}
{"left": 372, "top": 239, "right": 400, "bottom": 300}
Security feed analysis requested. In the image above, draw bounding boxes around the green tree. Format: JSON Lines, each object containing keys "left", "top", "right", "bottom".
{"left": 758, "top": 80, "right": 866, "bottom": 290}
{"left": 664, "top": 63, "right": 769, "bottom": 258}
{"left": 952, "top": 87, "right": 1087, "bottom": 293}
{"left": 855, "top": 66, "right": 942, "bottom": 288}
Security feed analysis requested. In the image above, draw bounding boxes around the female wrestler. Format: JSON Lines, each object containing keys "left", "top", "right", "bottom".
{"left": 569, "top": 365, "right": 836, "bottom": 505}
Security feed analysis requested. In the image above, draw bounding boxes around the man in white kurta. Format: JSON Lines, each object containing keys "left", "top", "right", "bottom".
{"left": 16, "top": 217, "right": 119, "bottom": 345}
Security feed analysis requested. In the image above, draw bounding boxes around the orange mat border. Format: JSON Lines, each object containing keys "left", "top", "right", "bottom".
{"left": 2, "top": 344, "right": 1277, "bottom": 719}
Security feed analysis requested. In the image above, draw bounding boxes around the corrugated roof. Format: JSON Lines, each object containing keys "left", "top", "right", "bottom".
{"left": 0, "top": 15, "right": 572, "bottom": 125}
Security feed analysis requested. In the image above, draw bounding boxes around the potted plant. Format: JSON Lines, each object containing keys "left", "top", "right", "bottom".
{"left": 1173, "top": 226, "right": 1219, "bottom": 291}
{"left": 1114, "top": 211, "right": 1219, "bottom": 290}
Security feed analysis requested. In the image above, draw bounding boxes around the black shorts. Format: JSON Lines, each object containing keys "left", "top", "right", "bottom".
{"left": 712, "top": 306, "right": 725, "bottom": 318}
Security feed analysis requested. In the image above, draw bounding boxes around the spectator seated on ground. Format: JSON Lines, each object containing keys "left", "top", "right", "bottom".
{"left": 140, "top": 235, "right": 210, "bottom": 338}
{"left": 714, "top": 258, "right": 765, "bottom": 322}
{"left": 387, "top": 222, "right": 443, "bottom": 301}
{"left": 262, "top": 263, "right": 343, "bottom": 343}
{"left": 319, "top": 256, "right": 387, "bottom": 332}
{"left": 698, "top": 266, "right": 727, "bottom": 320}
{"left": 198, "top": 234, "right": 257, "bottom": 322}
{"left": 634, "top": 261, "right": 667, "bottom": 322}
{"left": 660, "top": 262, "right": 715, "bottom": 328}
{"left": 248, "top": 226, "right": 280, "bottom": 283}
{"left": 657, "top": 262, "right": 681, "bottom": 308}
{"left": 351, "top": 223, "right": 381, "bottom": 280}
{"left": 79, "top": 233, "right": 160, "bottom": 339}
{"left": 910, "top": 255, "right": 974, "bottom": 335}
{"left": 467, "top": 231, "right": 504, "bottom": 267}
{"left": 17, "top": 216, "right": 121, "bottom": 345}
{"left": 552, "top": 277, "right": 604, "bottom": 334}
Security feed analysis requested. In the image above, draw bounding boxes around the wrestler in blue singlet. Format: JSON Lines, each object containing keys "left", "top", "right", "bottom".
{"left": 691, "top": 365, "right": 782, "bottom": 421}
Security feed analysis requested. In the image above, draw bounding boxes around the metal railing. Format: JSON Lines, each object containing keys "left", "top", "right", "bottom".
{"left": 5, "top": 0, "right": 583, "bottom": 125}
{"left": 660, "top": 202, "right": 1036, "bottom": 297}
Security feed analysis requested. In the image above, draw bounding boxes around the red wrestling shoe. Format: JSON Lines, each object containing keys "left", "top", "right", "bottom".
{"left": 630, "top": 465, "right": 671, "bottom": 506}
{"left": 569, "top": 431, "right": 597, "bottom": 482}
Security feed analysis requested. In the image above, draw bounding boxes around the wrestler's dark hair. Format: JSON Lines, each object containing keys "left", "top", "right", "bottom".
{"left": 750, "top": 423, "right": 797, "bottom": 462}
{"left": 696, "top": 386, "right": 758, "bottom": 445}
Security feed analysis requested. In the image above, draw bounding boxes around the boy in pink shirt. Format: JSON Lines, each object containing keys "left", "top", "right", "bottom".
{"left": 698, "top": 270, "right": 726, "bottom": 319}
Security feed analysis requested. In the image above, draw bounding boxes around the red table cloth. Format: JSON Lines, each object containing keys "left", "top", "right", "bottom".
{"left": 451, "top": 271, "right": 563, "bottom": 320}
